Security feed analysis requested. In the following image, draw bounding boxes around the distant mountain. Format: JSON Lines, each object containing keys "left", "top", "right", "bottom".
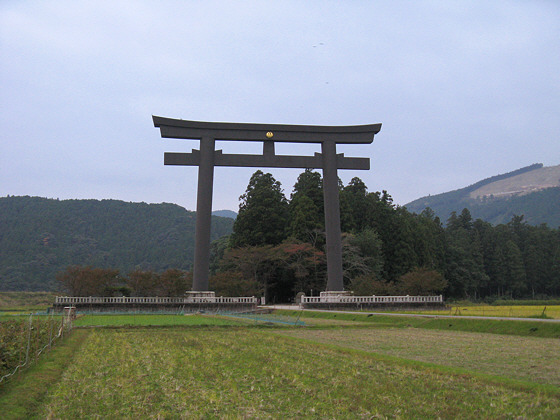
{"left": 0, "top": 196, "right": 234, "bottom": 291}
{"left": 212, "top": 210, "right": 237, "bottom": 219}
{"left": 405, "top": 164, "right": 560, "bottom": 227}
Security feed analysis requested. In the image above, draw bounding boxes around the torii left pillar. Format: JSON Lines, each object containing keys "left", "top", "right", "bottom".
{"left": 192, "top": 136, "right": 215, "bottom": 291}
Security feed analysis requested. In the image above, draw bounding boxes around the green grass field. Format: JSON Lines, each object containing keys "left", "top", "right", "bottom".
{"left": 73, "top": 314, "right": 246, "bottom": 327}
{"left": 1, "top": 311, "right": 559, "bottom": 418}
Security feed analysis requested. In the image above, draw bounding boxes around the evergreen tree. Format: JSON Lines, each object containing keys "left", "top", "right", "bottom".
{"left": 350, "top": 228, "right": 384, "bottom": 277}
{"left": 504, "top": 240, "right": 527, "bottom": 297}
{"left": 288, "top": 194, "right": 322, "bottom": 242}
{"left": 383, "top": 207, "right": 418, "bottom": 281}
{"left": 288, "top": 169, "right": 324, "bottom": 241}
{"left": 290, "top": 169, "right": 324, "bottom": 215}
{"left": 444, "top": 210, "right": 489, "bottom": 298}
{"left": 522, "top": 236, "right": 545, "bottom": 298}
{"left": 412, "top": 208, "right": 446, "bottom": 271}
{"left": 550, "top": 245, "right": 560, "bottom": 295}
{"left": 340, "top": 177, "right": 369, "bottom": 232}
{"left": 230, "top": 171, "right": 289, "bottom": 247}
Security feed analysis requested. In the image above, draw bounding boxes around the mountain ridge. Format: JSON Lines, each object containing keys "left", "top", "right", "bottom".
{"left": 212, "top": 209, "right": 237, "bottom": 219}
{"left": 405, "top": 164, "right": 560, "bottom": 227}
{"left": 0, "top": 196, "right": 234, "bottom": 291}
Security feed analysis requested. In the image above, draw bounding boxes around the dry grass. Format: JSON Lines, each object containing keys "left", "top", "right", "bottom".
{"left": 0, "top": 292, "right": 57, "bottom": 311}
{"left": 396, "top": 305, "right": 560, "bottom": 319}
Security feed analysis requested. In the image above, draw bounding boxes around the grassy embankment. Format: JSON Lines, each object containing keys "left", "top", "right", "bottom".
{"left": 0, "top": 292, "right": 58, "bottom": 314}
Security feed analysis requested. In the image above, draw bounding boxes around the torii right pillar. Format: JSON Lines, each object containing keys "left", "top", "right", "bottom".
{"left": 322, "top": 140, "right": 344, "bottom": 291}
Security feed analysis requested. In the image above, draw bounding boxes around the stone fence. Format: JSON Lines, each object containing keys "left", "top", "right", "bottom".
{"left": 301, "top": 293, "right": 444, "bottom": 309}
{"left": 53, "top": 296, "right": 259, "bottom": 313}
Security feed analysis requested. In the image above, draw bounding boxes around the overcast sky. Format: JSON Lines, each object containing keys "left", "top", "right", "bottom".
{"left": 2, "top": 1, "right": 559, "bottom": 212}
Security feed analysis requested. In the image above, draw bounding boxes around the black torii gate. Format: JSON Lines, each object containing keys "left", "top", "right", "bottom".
{"left": 153, "top": 116, "right": 381, "bottom": 294}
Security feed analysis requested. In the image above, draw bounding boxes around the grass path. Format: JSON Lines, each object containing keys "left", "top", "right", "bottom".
{"left": 0, "top": 329, "right": 91, "bottom": 419}
{"left": 28, "top": 328, "right": 560, "bottom": 418}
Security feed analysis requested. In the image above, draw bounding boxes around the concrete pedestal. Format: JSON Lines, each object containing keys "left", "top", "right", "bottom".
{"left": 319, "top": 291, "right": 352, "bottom": 302}
{"left": 185, "top": 291, "right": 216, "bottom": 302}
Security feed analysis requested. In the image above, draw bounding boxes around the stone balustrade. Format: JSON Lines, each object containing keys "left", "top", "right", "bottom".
{"left": 301, "top": 295, "right": 443, "bottom": 304}
{"left": 54, "top": 296, "right": 258, "bottom": 305}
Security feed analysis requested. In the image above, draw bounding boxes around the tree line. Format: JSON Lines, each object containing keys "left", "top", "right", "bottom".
{"left": 56, "top": 169, "right": 560, "bottom": 302}
{"left": 217, "top": 170, "right": 560, "bottom": 302}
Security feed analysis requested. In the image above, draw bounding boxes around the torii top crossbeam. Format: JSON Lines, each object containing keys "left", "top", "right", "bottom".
{"left": 153, "top": 115, "right": 382, "bottom": 295}
{"left": 154, "top": 116, "right": 380, "bottom": 170}
{"left": 153, "top": 116, "right": 381, "bottom": 143}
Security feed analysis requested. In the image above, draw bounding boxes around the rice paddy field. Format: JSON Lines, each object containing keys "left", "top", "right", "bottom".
{"left": 1, "top": 311, "right": 559, "bottom": 418}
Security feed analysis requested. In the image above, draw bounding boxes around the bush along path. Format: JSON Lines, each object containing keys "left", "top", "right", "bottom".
{"left": 0, "top": 313, "right": 73, "bottom": 384}
{"left": 0, "top": 327, "right": 89, "bottom": 419}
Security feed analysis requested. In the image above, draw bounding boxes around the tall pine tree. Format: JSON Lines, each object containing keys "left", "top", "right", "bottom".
{"left": 288, "top": 169, "right": 324, "bottom": 241}
{"left": 230, "top": 171, "right": 289, "bottom": 247}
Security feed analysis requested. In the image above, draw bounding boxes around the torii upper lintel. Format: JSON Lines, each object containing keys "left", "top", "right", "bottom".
{"left": 153, "top": 116, "right": 381, "bottom": 144}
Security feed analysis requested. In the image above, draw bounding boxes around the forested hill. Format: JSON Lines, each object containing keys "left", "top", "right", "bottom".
{"left": 405, "top": 164, "right": 560, "bottom": 227}
{"left": 0, "top": 196, "right": 234, "bottom": 291}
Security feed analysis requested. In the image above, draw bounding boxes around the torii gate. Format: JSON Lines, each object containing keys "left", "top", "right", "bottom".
{"left": 153, "top": 116, "right": 381, "bottom": 295}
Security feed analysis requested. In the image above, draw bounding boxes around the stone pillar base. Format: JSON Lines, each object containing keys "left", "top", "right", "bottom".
{"left": 185, "top": 291, "right": 216, "bottom": 302}
{"left": 320, "top": 291, "right": 353, "bottom": 303}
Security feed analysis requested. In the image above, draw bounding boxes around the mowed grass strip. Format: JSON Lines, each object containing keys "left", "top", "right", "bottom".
{"left": 278, "top": 309, "right": 560, "bottom": 338}
{"left": 38, "top": 328, "right": 560, "bottom": 418}
{"left": 73, "top": 313, "right": 245, "bottom": 327}
{"left": 276, "top": 327, "right": 560, "bottom": 387}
